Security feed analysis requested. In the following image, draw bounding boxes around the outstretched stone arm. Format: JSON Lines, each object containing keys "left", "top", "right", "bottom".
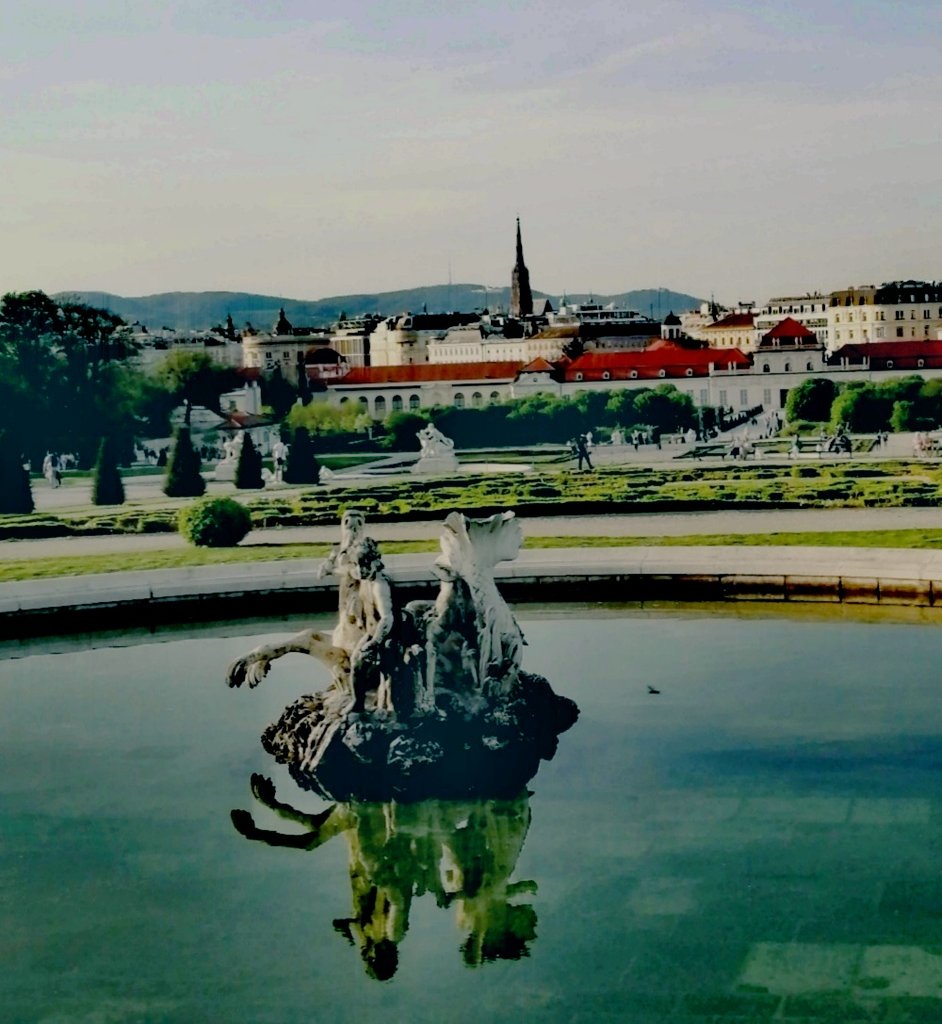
{"left": 226, "top": 628, "right": 346, "bottom": 688}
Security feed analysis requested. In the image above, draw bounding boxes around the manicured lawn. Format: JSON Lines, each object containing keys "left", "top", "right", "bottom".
{"left": 2, "top": 530, "right": 940, "bottom": 582}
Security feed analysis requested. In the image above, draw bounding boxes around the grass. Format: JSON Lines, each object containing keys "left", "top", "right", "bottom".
{"left": 2, "top": 529, "right": 940, "bottom": 583}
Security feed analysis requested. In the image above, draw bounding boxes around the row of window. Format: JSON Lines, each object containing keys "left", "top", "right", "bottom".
{"left": 835, "top": 308, "right": 942, "bottom": 322}
{"left": 338, "top": 391, "right": 503, "bottom": 413}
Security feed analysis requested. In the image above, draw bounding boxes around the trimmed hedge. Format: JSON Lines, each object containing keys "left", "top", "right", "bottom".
{"left": 178, "top": 497, "right": 252, "bottom": 547}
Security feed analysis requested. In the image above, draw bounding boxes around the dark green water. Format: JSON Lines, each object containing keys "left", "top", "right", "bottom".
{"left": 4, "top": 607, "right": 942, "bottom": 1023}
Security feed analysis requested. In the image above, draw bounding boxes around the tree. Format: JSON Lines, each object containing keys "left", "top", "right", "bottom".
{"left": 91, "top": 436, "right": 125, "bottom": 506}
{"left": 380, "top": 411, "right": 429, "bottom": 450}
{"left": 283, "top": 427, "right": 320, "bottom": 484}
{"left": 262, "top": 365, "right": 297, "bottom": 420}
{"left": 150, "top": 349, "right": 241, "bottom": 415}
{"left": 829, "top": 383, "right": 893, "bottom": 433}
{"left": 234, "top": 433, "right": 264, "bottom": 489}
{"left": 0, "top": 290, "right": 138, "bottom": 466}
{"left": 0, "top": 442, "right": 33, "bottom": 514}
{"left": 163, "top": 426, "right": 206, "bottom": 497}
{"left": 785, "top": 378, "right": 837, "bottom": 424}
{"left": 633, "top": 384, "right": 695, "bottom": 434}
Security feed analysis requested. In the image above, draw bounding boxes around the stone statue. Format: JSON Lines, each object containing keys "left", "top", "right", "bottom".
{"left": 411, "top": 423, "right": 458, "bottom": 475}
{"left": 215, "top": 432, "right": 245, "bottom": 481}
{"left": 231, "top": 775, "right": 538, "bottom": 979}
{"left": 227, "top": 509, "right": 578, "bottom": 800}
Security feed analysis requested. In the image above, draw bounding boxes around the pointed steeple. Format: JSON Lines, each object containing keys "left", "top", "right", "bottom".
{"left": 511, "top": 217, "right": 533, "bottom": 318}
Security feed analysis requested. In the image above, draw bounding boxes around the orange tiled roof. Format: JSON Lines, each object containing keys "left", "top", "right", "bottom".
{"left": 565, "top": 346, "right": 749, "bottom": 382}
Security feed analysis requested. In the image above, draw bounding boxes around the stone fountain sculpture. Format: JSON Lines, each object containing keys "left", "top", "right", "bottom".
{"left": 411, "top": 422, "right": 459, "bottom": 475}
{"left": 226, "top": 509, "right": 578, "bottom": 800}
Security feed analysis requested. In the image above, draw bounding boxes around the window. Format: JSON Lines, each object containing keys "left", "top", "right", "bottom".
{"left": 391, "top": 394, "right": 403, "bottom": 412}
{"left": 762, "top": 364, "right": 770, "bottom": 373}
{"left": 739, "top": 389, "right": 748, "bottom": 407}
{"left": 629, "top": 369, "right": 638, "bottom": 379}
{"left": 719, "top": 390, "right": 727, "bottom": 407}
{"left": 602, "top": 371, "right": 611, "bottom": 381}
{"left": 409, "top": 394, "right": 421, "bottom": 410}
{"left": 806, "top": 361, "right": 814, "bottom": 371}
{"left": 763, "top": 389, "right": 772, "bottom": 406}
{"left": 283, "top": 351, "right": 290, "bottom": 359}
{"left": 339, "top": 396, "right": 349, "bottom": 404}
{"left": 849, "top": 331, "right": 854, "bottom": 340}
{"left": 358, "top": 395, "right": 368, "bottom": 405}
{"left": 471, "top": 392, "right": 483, "bottom": 408}
{"left": 896, "top": 310, "right": 905, "bottom": 320}
{"left": 575, "top": 372, "right": 584, "bottom": 381}
{"left": 490, "top": 391, "right": 500, "bottom": 403}
{"left": 925, "top": 309, "right": 932, "bottom": 319}
{"left": 835, "top": 314, "right": 841, "bottom": 323}
{"left": 784, "top": 362, "right": 791, "bottom": 372}
{"left": 374, "top": 395, "right": 386, "bottom": 416}
{"left": 897, "top": 327, "right": 905, "bottom": 338}
{"left": 657, "top": 368, "right": 666, "bottom": 378}
{"left": 454, "top": 393, "right": 465, "bottom": 409}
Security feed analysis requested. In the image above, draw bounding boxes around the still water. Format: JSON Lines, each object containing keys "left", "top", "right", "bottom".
{"left": 4, "top": 606, "right": 942, "bottom": 1022}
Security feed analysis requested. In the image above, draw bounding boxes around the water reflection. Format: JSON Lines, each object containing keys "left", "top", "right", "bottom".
{"left": 232, "top": 774, "right": 537, "bottom": 980}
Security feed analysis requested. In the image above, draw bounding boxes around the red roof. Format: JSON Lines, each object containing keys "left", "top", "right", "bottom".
{"left": 831, "top": 341, "right": 942, "bottom": 367}
{"left": 704, "top": 312, "right": 755, "bottom": 330}
{"left": 763, "top": 317, "right": 816, "bottom": 340}
{"left": 336, "top": 361, "right": 524, "bottom": 386}
{"left": 565, "top": 345, "right": 749, "bottom": 382}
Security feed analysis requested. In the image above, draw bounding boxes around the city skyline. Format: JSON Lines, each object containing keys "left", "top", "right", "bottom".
{"left": 2, "top": 1, "right": 940, "bottom": 304}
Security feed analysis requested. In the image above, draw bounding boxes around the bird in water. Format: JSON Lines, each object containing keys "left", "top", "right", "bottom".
{"left": 647, "top": 685, "right": 660, "bottom": 695}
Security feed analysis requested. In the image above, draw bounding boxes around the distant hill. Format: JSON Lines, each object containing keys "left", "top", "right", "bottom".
{"left": 55, "top": 286, "right": 705, "bottom": 332}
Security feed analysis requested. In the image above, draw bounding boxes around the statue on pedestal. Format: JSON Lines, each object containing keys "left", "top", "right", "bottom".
{"left": 411, "top": 423, "right": 459, "bottom": 475}
{"left": 226, "top": 510, "right": 578, "bottom": 801}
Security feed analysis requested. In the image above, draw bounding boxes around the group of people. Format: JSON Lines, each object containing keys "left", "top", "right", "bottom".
{"left": 40, "top": 451, "right": 68, "bottom": 487}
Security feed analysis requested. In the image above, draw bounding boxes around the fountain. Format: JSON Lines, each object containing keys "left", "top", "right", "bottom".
{"left": 226, "top": 509, "right": 578, "bottom": 800}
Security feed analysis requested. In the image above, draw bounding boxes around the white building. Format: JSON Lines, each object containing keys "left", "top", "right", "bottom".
{"left": 827, "top": 281, "right": 942, "bottom": 353}
{"left": 755, "top": 294, "right": 829, "bottom": 347}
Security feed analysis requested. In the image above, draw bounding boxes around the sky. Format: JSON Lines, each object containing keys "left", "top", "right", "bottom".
{"left": 1, "top": 0, "right": 940, "bottom": 305}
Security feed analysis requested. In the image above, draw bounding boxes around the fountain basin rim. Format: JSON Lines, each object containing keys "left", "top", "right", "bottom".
{"left": 4, "top": 544, "right": 942, "bottom": 638}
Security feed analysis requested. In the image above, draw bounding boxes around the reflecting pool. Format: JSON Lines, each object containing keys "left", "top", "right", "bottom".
{"left": 5, "top": 606, "right": 942, "bottom": 1022}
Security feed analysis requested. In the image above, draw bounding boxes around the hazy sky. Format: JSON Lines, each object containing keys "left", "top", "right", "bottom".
{"left": 2, "top": 0, "right": 940, "bottom": 304}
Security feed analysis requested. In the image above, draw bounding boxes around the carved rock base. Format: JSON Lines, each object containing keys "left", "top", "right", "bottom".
{"left": 261, "top": 671, "right": 578, "bottom": 802}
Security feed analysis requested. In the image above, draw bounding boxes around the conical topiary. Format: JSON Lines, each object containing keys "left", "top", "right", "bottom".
{"left": 234, "top": 433, "right": 264, "bottom": 489}
{"left": 163, "top": 426, "right": 206, "bottom": 497}
{"left": 91, "top": 436, "right": 125, "bottom": 506}
{"left": 0, "top": 446, "right": 34, "bottom": 514}
{"left": 283, "top": 427, "right": 320, "bottom": 485}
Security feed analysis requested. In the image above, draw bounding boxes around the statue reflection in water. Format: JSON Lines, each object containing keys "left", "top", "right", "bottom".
{"left": 227, "top": 510, "right": 577, "bottom": 978}
{"left": 232, "top": 775, "right": 537, "bottom": 980}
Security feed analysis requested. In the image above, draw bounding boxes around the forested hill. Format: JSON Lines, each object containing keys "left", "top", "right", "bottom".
{"left": 54, "top": 286, "right": 705, "bottom": 331}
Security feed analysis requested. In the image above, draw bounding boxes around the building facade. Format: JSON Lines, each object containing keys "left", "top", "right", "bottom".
{"left": 827, "top": 281, "right": 942, "bottom": 353}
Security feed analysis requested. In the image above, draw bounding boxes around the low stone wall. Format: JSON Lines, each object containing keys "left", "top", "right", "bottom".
{"left": 4, "top": 546, "right": 942, "bottom": 641}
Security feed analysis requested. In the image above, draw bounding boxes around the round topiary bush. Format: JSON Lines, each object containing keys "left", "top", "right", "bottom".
{"left": 178, "top": 496, "right": 252, "bottom": 547}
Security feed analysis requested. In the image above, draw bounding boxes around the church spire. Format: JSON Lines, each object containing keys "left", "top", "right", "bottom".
{"left": 511, "top": 217, "right": 533, "bottom": 318}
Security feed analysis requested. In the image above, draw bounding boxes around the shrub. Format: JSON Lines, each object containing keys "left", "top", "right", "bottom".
{"left": 284, "top": 427, "right": 320, "bottom": 485}
{"left": 164, "top": 426, "right": 205, "bottom": 497}
{"left": 178, "top": 496, "right": 251, "bottom": 547}
{"left": 0, "top": 445, "right": 34, "bottom": 514}
{"left": 91, "top": 436, "right": 125, "bottom": 506}
{"left": 234, "top": 433, "right": 264, "bottom": 489}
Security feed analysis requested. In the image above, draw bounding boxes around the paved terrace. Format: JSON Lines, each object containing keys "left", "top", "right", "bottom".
{"left": 4, "top": 543, "right": 942, "bottom": 640}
